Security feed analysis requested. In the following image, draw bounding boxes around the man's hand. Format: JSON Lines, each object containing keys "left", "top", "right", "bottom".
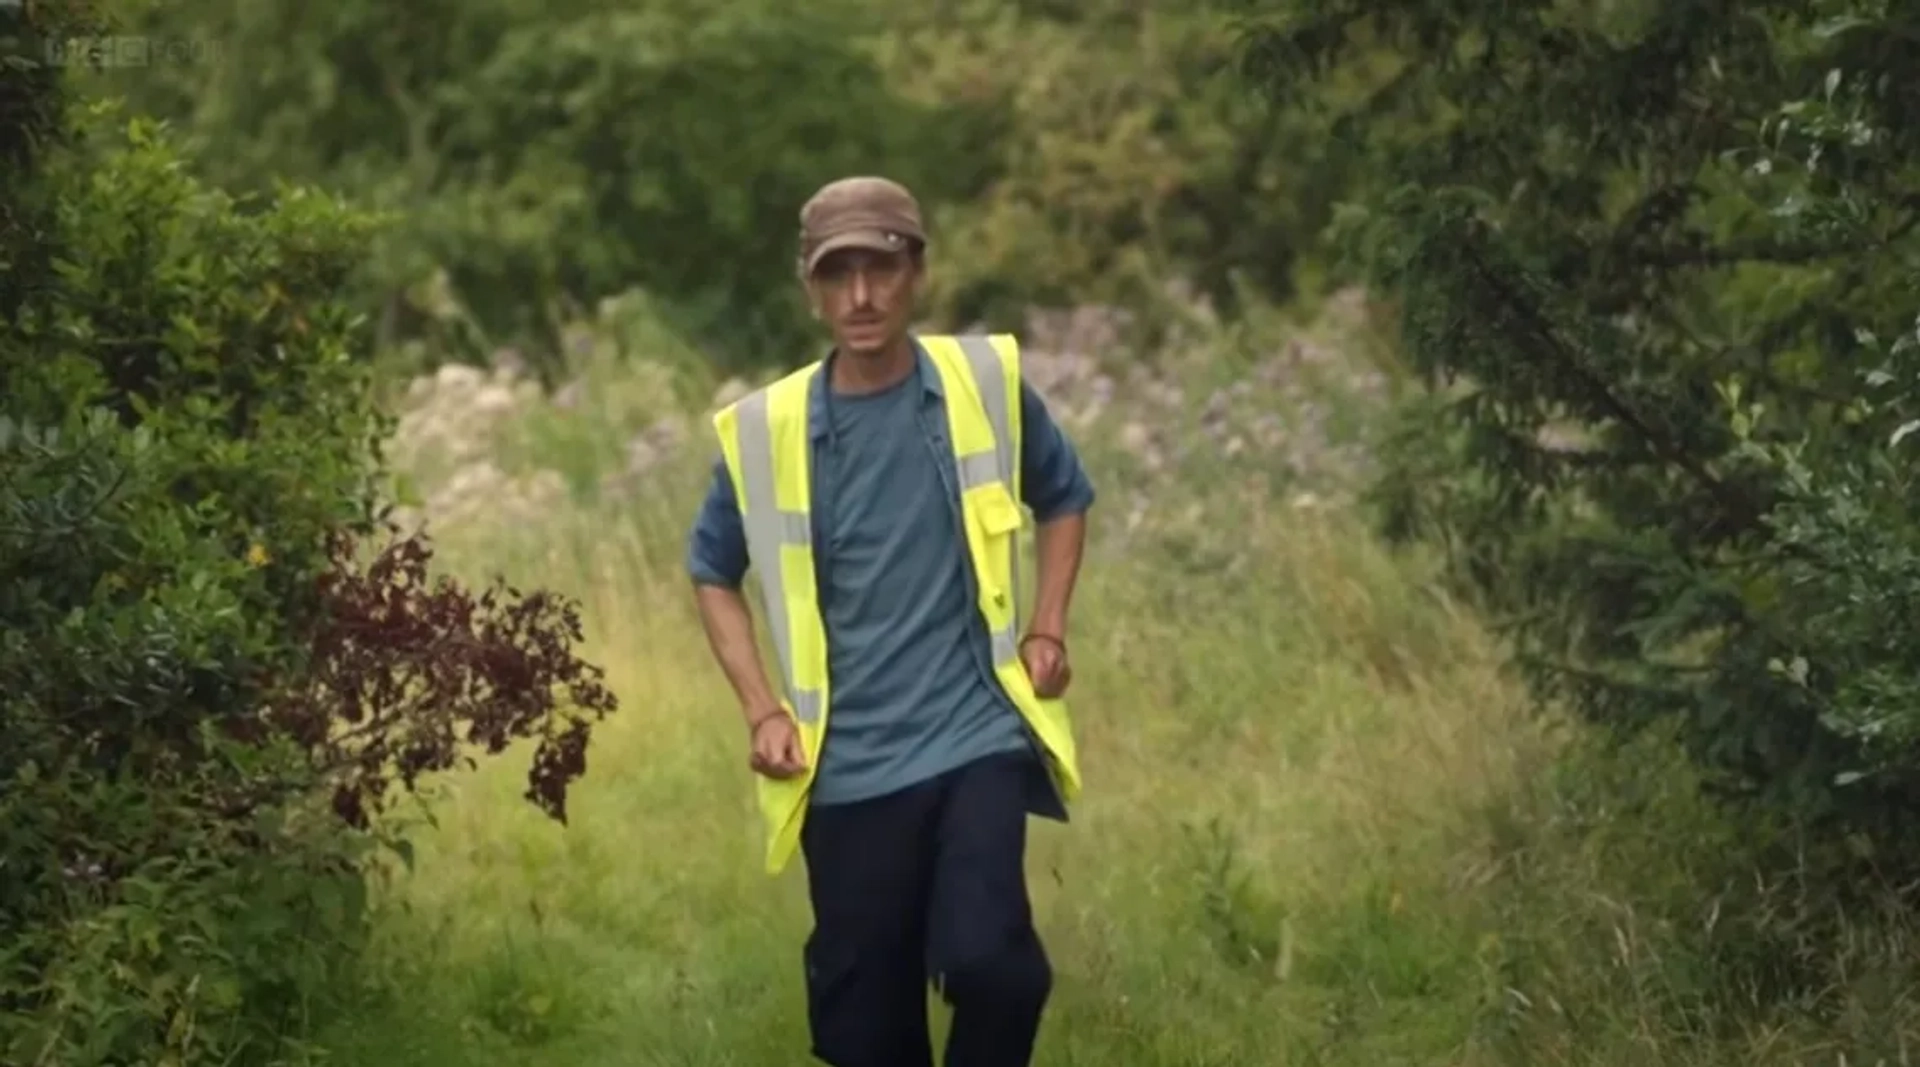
{"left": 748, "top": 710, "right": 808, "bottom": 779}
{"left": 1020, "top": 633, "right": 1072, "bottom": 698}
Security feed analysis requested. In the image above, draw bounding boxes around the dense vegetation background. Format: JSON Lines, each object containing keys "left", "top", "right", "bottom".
{"left": 5, "top": 0, "right": 1919, "bottom": 1062}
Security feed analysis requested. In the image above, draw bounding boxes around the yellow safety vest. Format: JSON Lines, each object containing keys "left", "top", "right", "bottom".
{"left": 711, "top": 333, "right": 1082, "bottom": 875}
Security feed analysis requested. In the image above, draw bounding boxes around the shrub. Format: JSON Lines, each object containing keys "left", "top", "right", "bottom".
{"left": 1238, "top": 1, "right": 1920, "bottom": 869}
{"left": 1, "top": 12, "right": 616, "bottom": 1061}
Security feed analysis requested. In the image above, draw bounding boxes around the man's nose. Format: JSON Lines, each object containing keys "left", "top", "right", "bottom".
{"left": 850, "top": 270, "right": 871, "bottom": 305}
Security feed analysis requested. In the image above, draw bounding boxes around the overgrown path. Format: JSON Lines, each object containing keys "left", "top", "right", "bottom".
{"left": 315, "top": 500, "right": 1544, "bottom": 1066}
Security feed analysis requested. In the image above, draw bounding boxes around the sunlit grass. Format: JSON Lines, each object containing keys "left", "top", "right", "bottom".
{"left": 320, "top": 452, "right": 1562, "bottom": 1066}
{"left": 321, "top": 306, "right": 1920, "bottom": 1066}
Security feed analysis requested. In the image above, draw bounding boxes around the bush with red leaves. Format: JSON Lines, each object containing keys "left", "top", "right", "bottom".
{"left": 268, "top": 528, "right": 619, "bottom": 830}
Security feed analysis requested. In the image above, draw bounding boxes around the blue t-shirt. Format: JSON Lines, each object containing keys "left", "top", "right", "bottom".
{"left": 686, "top": 341, "right": 1096, "bottom": 813}
{"left": 806, "top": 367, "right": 1031, "bottom": 804}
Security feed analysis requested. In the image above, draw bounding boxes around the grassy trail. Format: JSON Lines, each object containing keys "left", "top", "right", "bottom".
{"left": 301, "top": 301, "right": 1920, "bottom": 1066}
{"left": 315, "top": 501, "right": 1558, "bottom": 1066}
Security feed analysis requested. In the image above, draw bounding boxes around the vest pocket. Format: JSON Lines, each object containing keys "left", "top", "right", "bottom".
{"left": 964, "top": 482, "right": 1023, "bottom": 619}
{"left": 969, "top": 481, "right": 1024, "bottom": 537}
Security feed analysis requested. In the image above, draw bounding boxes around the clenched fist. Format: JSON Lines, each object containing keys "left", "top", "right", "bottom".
{"left": 1019, "top": 633, "right": 1072, "bottom": 698}
{"left": 749, "top": 711, "right": 808, "bottom": 779}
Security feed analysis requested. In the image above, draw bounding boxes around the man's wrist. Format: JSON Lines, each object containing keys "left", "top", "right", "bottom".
{"left": 1029, "top": 609, "right": 1067, "bottom": 637}
{"left": 1021, "top": 631, "right": 1067, "bottom": 653}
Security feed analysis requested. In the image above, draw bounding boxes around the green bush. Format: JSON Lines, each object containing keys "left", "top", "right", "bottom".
{"left": 1, "top": 15, "right": 617, "bottom": 1061}
{"left": 1239, "top": 2, "right": 1920, "bottom": 867}
{"left": 1, "top": 98, "right": 378, "bottom": 1063}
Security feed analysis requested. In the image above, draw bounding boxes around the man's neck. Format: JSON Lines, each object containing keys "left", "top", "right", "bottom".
{"left": 829, "top": 335, "right": 916, "bottom": 394}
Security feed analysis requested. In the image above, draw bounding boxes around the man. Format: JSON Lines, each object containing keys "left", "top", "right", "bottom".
{"left": 685, "top": 175, "right": 1096, "bottom": 1067}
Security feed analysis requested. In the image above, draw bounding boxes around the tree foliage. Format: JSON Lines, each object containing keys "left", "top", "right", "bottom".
{"left": 1240, "top": 0, "right": 1920, "bottom": 862}
{"left": 96, "top": 0, "right": 1369, "bottom": 375}
{"left": 1, "top": 4, "right": 615, "bottom": 1061}
{"left": 98, "top": 0, "right": 1010, "bottom": 376}
{"left": 876, "top": 0, "right": 1365, "bottom": 331}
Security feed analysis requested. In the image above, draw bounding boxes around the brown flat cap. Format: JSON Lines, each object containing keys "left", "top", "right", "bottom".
{"left": 798, "top": 176, "right": 926, "bottom": 275}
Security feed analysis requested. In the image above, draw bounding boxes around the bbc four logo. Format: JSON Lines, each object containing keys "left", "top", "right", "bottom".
{"left": 0, "top": 0, "right": 219, "bottom": 66}
{"left": 41, "top": 35, "right": 221, "bottom": 67}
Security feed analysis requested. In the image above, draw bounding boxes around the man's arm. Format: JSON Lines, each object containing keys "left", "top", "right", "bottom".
{"left": 687, "top": 457, "right": 784, "bottom": 728}
{"left": 1029, "top": 512, "right": 1085, "bottom": 642}
{"left": 1018, "top": 380, "right": 1095, "bottom": 641}
{"left": 694, "top": 585, "right": 785, "bottom": 728}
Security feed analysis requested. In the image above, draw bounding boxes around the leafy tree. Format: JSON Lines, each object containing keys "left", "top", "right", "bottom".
{"left": 97, "top": 0, "right": 1008, "bottom": 376}
{"left": 102, "top": 0, "right": 1375, "bottom": 374}
{"left": 1239, "top": 0, "right": 1920, "bottom": 863}
{"left": 880, "top": 0, "right": 1362, "bottom": 332}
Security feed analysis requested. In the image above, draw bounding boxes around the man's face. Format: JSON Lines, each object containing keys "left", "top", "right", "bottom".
{"left": 807, "top": 246, "right": 920, "bottom": 357}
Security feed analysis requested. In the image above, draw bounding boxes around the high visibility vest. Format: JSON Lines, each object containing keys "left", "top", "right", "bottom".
{"left": 711, "top": 334, "right": 1082, "bottom": 875}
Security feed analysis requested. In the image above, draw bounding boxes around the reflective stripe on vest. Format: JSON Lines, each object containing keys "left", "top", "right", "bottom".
{"left": 713, "top": 333, "right": 1080, "bottom": 875}
{"left": 730, "top": 386, "right": 823, "bottom": 724}
{"left": 931, "top": 333, "right": 1025, "bottom": 666}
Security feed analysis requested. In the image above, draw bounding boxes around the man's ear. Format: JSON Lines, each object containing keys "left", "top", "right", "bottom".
{"left": 798, "top": 271, "right": 820, "bottom": 317}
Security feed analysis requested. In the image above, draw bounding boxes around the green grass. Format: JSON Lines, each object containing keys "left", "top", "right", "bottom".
{"left": 318, "top": 307, "right": 1920, "bottom": 1066}
{"left": 319, "top": 496, "right": 1539, "bottom": 1066}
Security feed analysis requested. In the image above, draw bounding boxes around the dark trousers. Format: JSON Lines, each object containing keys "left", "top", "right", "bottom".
{"left": 799, "top": 750, "right": 1052, "bottom": 1067}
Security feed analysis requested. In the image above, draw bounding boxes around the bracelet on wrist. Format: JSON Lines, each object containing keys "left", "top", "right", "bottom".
{"left": 1020, "top": 632, "right": 1067, "bottom": 654}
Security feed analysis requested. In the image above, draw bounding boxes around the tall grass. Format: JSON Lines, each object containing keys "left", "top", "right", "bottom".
{"left": 323, "top": 298, "right": 1920, "bottom": 1065}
